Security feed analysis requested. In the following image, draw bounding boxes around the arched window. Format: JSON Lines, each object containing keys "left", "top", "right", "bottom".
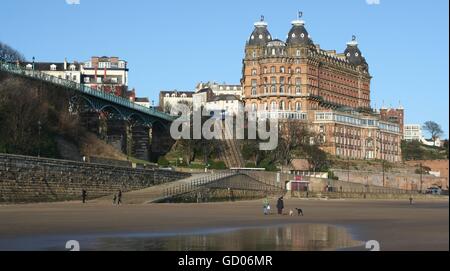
{"left": 251, "top": 69, "right": 257, "bottom": 76}
{"left": 280, "top": 66, "right": 285, "bottom": 73}
{"left": 296, "top": 102, "right": 301, "bottom": 111}
{"left": 271, "top": 48, "right": 276, "bottom": 56}
{"left": 270, "top": 66, "right": 276, "bottom": 73}
{"left": 251, "top": 103, "right": 257, "bottom": 112}
{"left": 296, "top": 68, "right": 301, "bottom": 74}
{"left": 271, "top": 101, "right": 277, "bottom": 111}
{"left": 280, "top": 101, "right": 285, "bottom": 110}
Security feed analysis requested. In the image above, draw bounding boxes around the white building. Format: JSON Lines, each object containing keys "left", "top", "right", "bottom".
{"left": 205, "top": 94, "right": 242, "bottom": 117}
{"left": 196, "top": 82, "right": 243, "bottom": 98}
{"left": 159, "top": 90, "right": 194, "bottom": 113}
{"left": 404, "top": 124, "right": 422, "bottom": 141}
{"left": 21, "top": 59, "right": 82, "bottom": 83}
{"left": 404, "top": 124, "right": 442, "bottom": 147}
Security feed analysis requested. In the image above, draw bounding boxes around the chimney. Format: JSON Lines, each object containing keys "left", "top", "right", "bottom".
{"left": 64, "top": 58, "right": 67, "bottom": 70}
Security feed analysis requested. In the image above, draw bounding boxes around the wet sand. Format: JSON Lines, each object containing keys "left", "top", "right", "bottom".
{"left": 0, "top": 198, "right": 448, "bottom": 251}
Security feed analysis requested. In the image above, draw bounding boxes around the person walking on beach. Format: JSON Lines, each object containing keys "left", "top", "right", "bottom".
{"left": 81, "top": 189, "right": 87, "bottom": 204}
{"left": 113, "top": 193, "right": 117, "bottom": 205}
{"left": 409, "top": 196, "right": 413, "bottom": 205}
{"left": 117, "top": 189, "right": 122, "bottom": 205}
{"left": 263, "top": 197, "right": 269, "bottom": 215}
{"left": 276, "top": 196, "right": 284, "bottom": 215}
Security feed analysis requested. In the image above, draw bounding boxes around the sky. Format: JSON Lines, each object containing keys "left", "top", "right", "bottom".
{"left": 1, "top": 0, "right": 449, "bottom": 137}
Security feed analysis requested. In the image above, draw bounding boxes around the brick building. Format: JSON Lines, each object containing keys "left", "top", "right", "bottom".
{"left": 241, "top": 14, "right": 402, "bottom": 162}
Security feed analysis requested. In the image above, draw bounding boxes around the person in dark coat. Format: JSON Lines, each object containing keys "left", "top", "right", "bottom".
{"left": 82, "top": 189, "right": 87, "bottom": 204}
{"left": 276, "top": 197, "right": 284, "bottom": 215}
{"left": 117, "top": 190, "right": 122, "bottom": 205}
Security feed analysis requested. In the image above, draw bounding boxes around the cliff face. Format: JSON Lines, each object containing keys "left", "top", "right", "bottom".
{"left": 0, "top": 71, "right": 128, "bottom": 162}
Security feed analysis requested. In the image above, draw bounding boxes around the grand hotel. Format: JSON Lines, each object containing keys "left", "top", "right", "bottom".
{"left": 241, "top": 15, "right": 403, "bottom": 162}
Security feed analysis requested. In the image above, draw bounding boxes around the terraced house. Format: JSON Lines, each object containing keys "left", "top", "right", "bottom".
{"left": 241, "top": 14, "right": 402, "bottom": 162}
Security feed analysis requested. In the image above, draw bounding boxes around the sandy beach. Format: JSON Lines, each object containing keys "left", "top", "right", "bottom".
{"left": 0, "top": 198, "right": 448, "bottom": 251}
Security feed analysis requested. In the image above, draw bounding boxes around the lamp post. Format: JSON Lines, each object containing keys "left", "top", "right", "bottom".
{"left": 32, "top": 56, "right": 35, "bottom": 71}
{"left": 37, "top": 120, "right": 42, "bottom": 158}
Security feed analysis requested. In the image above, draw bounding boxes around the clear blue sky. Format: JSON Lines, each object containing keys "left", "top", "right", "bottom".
{"left": 1, "top": 0, "right": 449, "bottom": 137}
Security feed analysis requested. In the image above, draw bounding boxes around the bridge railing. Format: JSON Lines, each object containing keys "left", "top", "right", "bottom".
{"left": 0, "top": 61, "right": 173, "bottom": 121}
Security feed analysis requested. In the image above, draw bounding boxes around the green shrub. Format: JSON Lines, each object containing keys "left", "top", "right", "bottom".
{"left": 259, "top": 159, "right": 277, "bottom": 172}
{"left": 209, "top": 160, "right": 227, "bottom": 170}
{"left": 157, "top": 156, "right": 170, "bottom": 167}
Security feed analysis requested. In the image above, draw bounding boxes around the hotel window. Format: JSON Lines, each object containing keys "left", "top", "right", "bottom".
{"left": 271, "top": 66, "right": 276, "bottom": 73}
{"left": 295, "top": 78, "right": 301, "bottom": 93}
{"left": 296, "top": 102, "right": 301, "bottom": 111}
{"left": 280, "top": 101, "right": 285, "bottom": 110}
{"left": 84, "top": 77, "right": 90, "bottom": 83}
{"left": 264, "top": 102, "right": 268, "bottom": 110}
{"left": 296, "top": 68, "right": 301, "bottom": 74}
{"left": 280, "top": 66, "right": 285, "bottom": 73}
{"left": 252, "top": 50, "right": 257, "bottom": 58}
{"left": 272, "top": 48, "right": 276, "bottom": 56}
{"left": 251, "top": 69, "right": 257, "bottom": 76}
{"left": 271, "top": 77, "right": 277, "bottom": 93}
{"left": 252, "top": 103, "right": 257, "bottom": 112}
{"left": 72, "top": 75, "right": 77, "bottom": 81}
{"left": 296, "top": 49, "right": 301, "bottom": 56}
{"left": 263, "top": 67, "right": 267, "bottom": 74}
{"left": 97, "top": 77, "right": 102, "bottom": 83}
{"left": 251, "top": 79, "right": 257, "bottom": 95}
{"left": 280, "top": 77, "right": 285, "bottom": 93}
{"left": 271, "top": 101, "right": 277, "bottom": 110}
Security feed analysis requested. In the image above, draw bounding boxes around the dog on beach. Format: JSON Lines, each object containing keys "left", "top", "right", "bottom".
{"left": 289, "top": 209, "right": 294, "bottom": 216}
{"left": 295, "top": 208, "right": 304, "bottom": 216}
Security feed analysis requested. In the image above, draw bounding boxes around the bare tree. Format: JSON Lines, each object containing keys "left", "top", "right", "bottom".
{"left": 423, "top": 121, "right": 443, "bottom": 146}
{"left": 0, "top": 41, "right": 25, "bottom": 62}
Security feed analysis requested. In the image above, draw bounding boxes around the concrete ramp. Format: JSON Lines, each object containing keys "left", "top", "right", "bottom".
{"left": 95, "top": 173, "right": 209, "bottom": 204}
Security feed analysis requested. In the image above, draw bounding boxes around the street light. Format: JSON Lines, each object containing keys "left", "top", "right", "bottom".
{"left": 32, "top": 56, "right": 35, "bottom": 71}
{"left": 37, "top": 120, "right": 42, "bottom": 158}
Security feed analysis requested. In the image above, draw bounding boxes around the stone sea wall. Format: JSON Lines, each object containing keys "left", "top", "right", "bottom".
{"left": 0, "top": 153, "right": 190, "bottom": 203}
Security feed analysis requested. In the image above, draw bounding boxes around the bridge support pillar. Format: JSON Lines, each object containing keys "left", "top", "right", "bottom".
{"left": 106, "top": 119, "right": 128, "bottom": 154}
{"left": 150, "top": 121, "right": 175, "bottom": 163}
{"left": 80, "top": 112, "right": 100, "bottom": 134}
{"left": 131, "top": 125, "right": 150, "bottom": 161}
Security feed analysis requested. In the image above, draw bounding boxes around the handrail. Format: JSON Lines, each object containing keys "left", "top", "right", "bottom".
{"left": 0, "top": 61, "right": 174, "bottom": 122}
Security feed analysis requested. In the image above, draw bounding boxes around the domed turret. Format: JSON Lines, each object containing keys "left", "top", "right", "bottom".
{"left": 286, "top": 12, "right": 313, "bottom": 46}
{"left": 344, "top": 36, "right": 365, "bottom": 66}
{"left": 248, "top": 16, "right": 272, "bottom": 46}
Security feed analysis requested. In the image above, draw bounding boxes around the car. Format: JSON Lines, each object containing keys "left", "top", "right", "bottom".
{"left": 426, "top": 187, "right": 442, "bottom": 195}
